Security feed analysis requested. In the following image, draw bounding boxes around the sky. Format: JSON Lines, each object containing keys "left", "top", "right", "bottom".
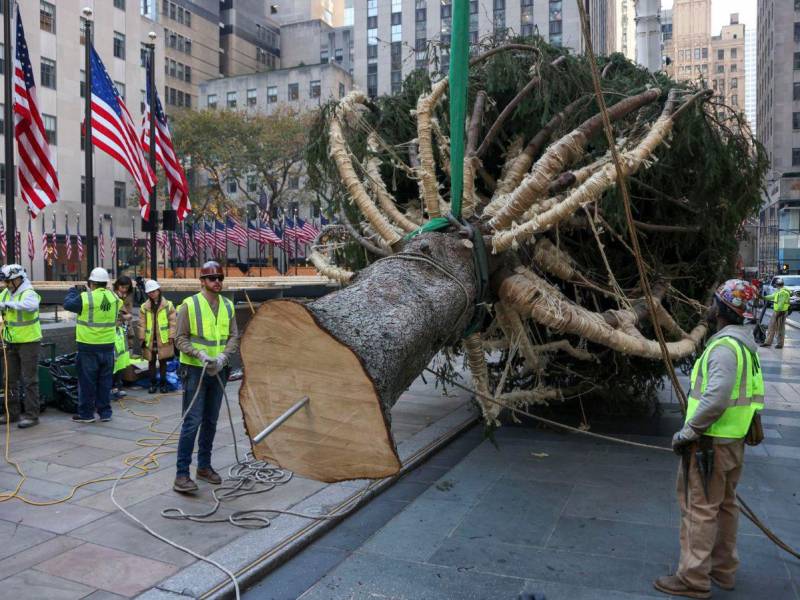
{"left": 660, "top": 0, "right": 757, "bottom": 32}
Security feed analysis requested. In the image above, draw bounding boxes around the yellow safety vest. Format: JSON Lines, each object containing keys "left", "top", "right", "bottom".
{"left": 685, "top": 336, "right": 765, "bottom": 439}
{"left": 144, "top": 300, "right": 174, "bottom": 347}
{"left": 0, "top": 287, "right": 42, "bottom": 344}
{"left": 76, "top": 288, "right": 121, "bottom": 345}
{"left": 767, "top": 288, "right": 791, "bottom": 313}
{"left": 179, "top": 293, "right": 233, "bottom": 367}
{"left": 114, "top": 326, "right": 131, "bottom": 373}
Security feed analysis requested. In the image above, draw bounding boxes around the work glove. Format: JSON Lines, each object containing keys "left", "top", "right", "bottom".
{"left": 671, "top": 424, "right": 700, "bottom": 456}
{"left": 215, "top": 354, "right": 227, "bottom": 372}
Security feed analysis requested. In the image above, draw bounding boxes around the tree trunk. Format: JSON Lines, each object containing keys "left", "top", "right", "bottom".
{"left": 240, "top": 233, "right": 478, "bottom": 482}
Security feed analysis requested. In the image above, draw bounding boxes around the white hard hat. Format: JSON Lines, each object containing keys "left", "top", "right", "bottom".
{"left": 144, "top": 279, "right": 161, "bottom": 294}
{"left": 88, "top": 267, "right": 110, "bottom": 283}
{"left": 1, "top": 264, "right": 26, "bottom": 280}
{"left": 775, "top": 277, "right": 784, "bottom": 287}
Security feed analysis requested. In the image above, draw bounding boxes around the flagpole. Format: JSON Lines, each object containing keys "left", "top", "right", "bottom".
{"left": 147, "top": 32, "right": 158, "bottom": 280}
{"left": 131, "top": 216, "right": 137, "bottom": 279}
{"left": 82, "top": 8, "right": 96, "bottom": 273}
{"left": 293, "top": 207, "right": 298, "bottom": 276}
{"left": 3, "top": 0, "right": 15, "bottom": 262}
{"left": 257, "top": 212, "right": 263, "bottom": 277}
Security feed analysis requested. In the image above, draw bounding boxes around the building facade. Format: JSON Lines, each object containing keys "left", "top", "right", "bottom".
{"left": 670, "top": 0, "right": 712, "bottom": 83}
{"left": 710, "top": 14, "right": 745, "bottom": 116}
{"left": 352, "top": 0, "right": 631, "bottom": 98}
{"left": 744, "top": 26, "right": 756, "bottom": 130}
{"left": 220, "top": 0, "right": 282, "bottom": 77}
{"left": 757, "top": 0, "right": 800, "bottom": 275}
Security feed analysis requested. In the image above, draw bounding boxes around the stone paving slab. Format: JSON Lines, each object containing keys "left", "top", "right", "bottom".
{"left": 0, "top": 371, "right": 478, "bottom": 599}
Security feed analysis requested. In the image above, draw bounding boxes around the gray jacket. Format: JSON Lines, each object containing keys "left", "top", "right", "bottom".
{"left": 681, "top": 324, "right": 760, "bottom": 444}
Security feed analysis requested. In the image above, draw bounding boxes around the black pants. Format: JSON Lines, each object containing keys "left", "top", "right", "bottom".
{"left": 149, "top": 357, "right": 167, "bottom": 384}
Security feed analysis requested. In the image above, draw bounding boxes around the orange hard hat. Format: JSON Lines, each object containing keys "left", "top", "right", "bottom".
{"left": 200, "top": 261, "right": 224, "bottom": 279}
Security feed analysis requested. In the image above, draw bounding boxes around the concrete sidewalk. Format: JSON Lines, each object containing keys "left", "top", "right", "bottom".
{"left": 0, "top": 373, "right": 477, "bottom": 599}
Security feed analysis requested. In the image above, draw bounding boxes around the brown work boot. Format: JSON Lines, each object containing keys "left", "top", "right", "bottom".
{"left": 196, "top": 467, "right": 222, "bottom": 485}
{"left": 653, "top": 575, "right": 711, "bottom": 599}
{"left": 173, "top": 476, "right": 199, "bottom": 494}
{"left": 711, "top": 574, "right": 735, "bottom": 591}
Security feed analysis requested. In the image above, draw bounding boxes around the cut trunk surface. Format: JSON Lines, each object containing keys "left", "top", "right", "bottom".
{"left": 240, "top": 233, "right": 478, "bottom": 482}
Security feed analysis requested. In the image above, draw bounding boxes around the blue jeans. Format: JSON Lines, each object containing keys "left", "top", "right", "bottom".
{"left": 176, "top": 365, "right": 228, "bottom": 477}
{"left": 77, "top": 350, "right": 114, "bottom": 420}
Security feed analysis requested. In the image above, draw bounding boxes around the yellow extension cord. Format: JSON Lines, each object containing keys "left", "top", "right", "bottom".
{"left": 0, "top": 339, "right": 182, "bottom": 506}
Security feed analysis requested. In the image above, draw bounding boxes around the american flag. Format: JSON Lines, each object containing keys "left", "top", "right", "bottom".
{"left": 40, "top": 214, "right": 48, "bottom": 260}
{"left": 283, "top": 218, "right": 298, "bottom": 241}
{"left": 214, "top": 220, "right": 227, "bottom": 256}
{"left": 110, "top": 218, "right": 116, "bottom": 269}
{"left": 183, "top": 225, "right": 195, "bottom": 259}
{"left": 226, "top": 216, "right": 247, "bottom": 247}
{"left": 140, "top": 57, "right": 191, "bottom": 221}
{"left": 51, "top": 212, "right": 58, "bottom": 260}
{"left": 76, "top": 216, "right": 84, "bottom": 261}
{"left": 157, "top": 230, "right": 168, "bottom": 249}
{"left": 204, "top": 221, "right": 215, "bottom": 256}
{"left": 194, "top": 220, "right": 205, "bottom": 252}
{"left": 27, "top": 214, "right": 35, "bottom": 262}
{"left": 296, "top": 217, "right": 320, "bottom": 243}
{"left": 145, "top": 237, "right": 151, "bottom": 262}
{"left": 0, "top": 213, "right": 6, "bottom": 260}
{"left": 13, "top": 9, "right": 59, "bottom": 215}
{"left": 65, "top": 214, "right": 73, "bottom": 261}
{"left": 89, "top": 46, "right": 155, "bottom": 212}
{"left": 98, "top": 219, "right": 105, "bottom": 262}
{"left": 274, "top": 222, "right": 293, "bottom": 257}
{"left": 253, "top": 220, "right": 282, "bottom": 245}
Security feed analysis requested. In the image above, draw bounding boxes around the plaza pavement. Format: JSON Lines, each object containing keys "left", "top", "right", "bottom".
{"left": 243, "top": 321, "right": 800, "bottom": 600}
{"left": 0, "top": 371, "right": 478, "bottom": 599}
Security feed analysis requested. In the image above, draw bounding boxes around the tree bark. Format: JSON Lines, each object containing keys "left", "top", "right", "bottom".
{"left": 240, "top": 233, "right": 478, "bottom": 482}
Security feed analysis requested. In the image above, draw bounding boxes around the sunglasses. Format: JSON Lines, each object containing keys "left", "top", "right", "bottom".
{"left": 203, "top": 275, "right": 224, "bottom": 283}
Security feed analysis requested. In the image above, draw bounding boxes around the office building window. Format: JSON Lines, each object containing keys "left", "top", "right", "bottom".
{"left": 288, "top": 83, "right": 299, "bottom": 101}
{"left": 267, "top": 86, "right": 277, "bottom": 103}
{"left": 114, "top": 182, "right": 127, "bottom": 207}
{"left": 339, "top": 82, "right": 346, "bottom": 98}
{"left": 730, "top": 94, "right": 737, "bottom": 106}
{"left": 207, "top": 94, "right": 217, "bottom": 108}
{"left": 227, "top": 179, "right": 237, "bottom": 194}
{"left": 494, "top": 0, "right": 506, "bottom": 33}
{"left": 310, "top": 80, "right": 321, "bottom": 99}
{"left": 730, "top": 64, "right": 737, "bottom": 72}
{"left": 795, "top": 52, "right": 800, "bottom": 70}
{"left": 41, "top": 58, "right": 56, "bottom": 89}
{"left": 793, "top": 148, "right": 800, "bottom": 166}
{"left": 716, "top": 64, "right": 724, "bottom": 73}
{"left": 227, "top": 91, "right": 237, "bottom": 108}
{"left": 0, "top": 165, "right": 4, "bottom": 195}
{"left": 247, "top": 89, "right": 258, "bottom": 106}
{"left": 247, "top": 175, "right": 258, "bottom": 193}
{"left": 43, "top": 114, "right": 56, "bottom": 145}
{"left": 392, "top": 24, "right": 401, "bottom": 42}
{"left": 730, "top": 77, "right": 738, "bottom": 88}
{"left": 730, "top": 48, "right": 737, "bottom": 59}
{"left": 0, "top": 43, "right": 3, "bottom": 76}
{"left": 0, "top": 104, "right": 3, "bottom": 133}
{"left": 140, "top": 43, "right": 149, "bottom": 67}
{"left": 114, "top": 0, "right": 126, "bottom": 9}
{"left": 368, "top": 0, "right": 377, "bottom": 17}
{"left": 40, "top": 1, "right": 55, "bottom": 33}
{"left": 717, "top": 49, "right": 724, "bottom": 60}
{"left": 289, "top": 176, "right": 300, "bottom": 190}
{"left": 701, "top": 47, "right": 708, "bottom": 59}
{"left": 392, "top": 0, "right": 401, "bottom": 12}
{"left": 794, "top": 112, "right": 800, "bottom": 130}
{"left": 114, "top": 81, "right": 126, "bottom": 101}
{"left": 114, "top": 32, "right": 126, "bottom": 59}
{"left": 80, "top": 70, "right": 86, "bottom": 98}
{"left": 794, "top": 82, "right": 800, "bottom": 101}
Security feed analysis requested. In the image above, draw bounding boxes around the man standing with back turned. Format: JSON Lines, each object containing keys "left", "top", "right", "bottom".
{"left": 64, "top": 267, "right": 121, "bottom": 423}
{"left": 761, "top": 277, "right": 791, "bottom": 349}
{"left": 173, "top": 261, "right": 239, "bottom": 494}
{"left": 654, "top": 280, "right": 764, "bottom": 599}
{"left": 0, "top": 265, "right": 43, "bottom": 428}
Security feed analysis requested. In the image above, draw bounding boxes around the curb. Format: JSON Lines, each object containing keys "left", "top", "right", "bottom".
{"left": 137, "top": 403, "right": 480, "bottom": 600}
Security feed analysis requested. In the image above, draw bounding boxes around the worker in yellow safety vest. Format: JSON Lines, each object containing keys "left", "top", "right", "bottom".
{"left": 655, "top": 279, "right": 764, "bottom": 599}
{"left": 760, "top": 277, "right": 792, "bottom": 349}
{"left": 0, "top": 264, "right": 42, "bottom": 429}
{"left": 137, "top": 279, "right": 177, "bottom": 394}
{"left": 63, "top": 267, "right": 122, "bottom": 424}
{"left": 172, "top": 261, "right": 240, "bottom": 494}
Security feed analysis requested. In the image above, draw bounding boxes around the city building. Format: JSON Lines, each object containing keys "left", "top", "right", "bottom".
{"left": 670, "top": 0, "right": 712, "bottom": 84}
{"left": 271, "top": 0, "right": 345, "bottom": 27}
{"left": 352, "top": 0, "right": 634, "bottom": 98}
{"left": 710, "top": 14, "right": 745, "bottom": 116}
{"left": 660, "top": 7, "right": 674, "bottom": 74}
{"left": 220, "top": 0, "right": 282, "bottom": 77}
{"left": 756, "top": 0, "right": 800, "bottom": 275}
{"left": 744, "top": 26, "right": 756, "bottom": 130}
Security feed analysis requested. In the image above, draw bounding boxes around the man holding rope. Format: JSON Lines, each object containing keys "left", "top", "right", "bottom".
{"left": 655, "top": 279, "right": 763, "bottom": 599}
{"left": 173, "top": 261, "right": 239, "bottom": 494}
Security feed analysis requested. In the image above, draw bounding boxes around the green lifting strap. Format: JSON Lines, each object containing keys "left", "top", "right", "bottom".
{"left": 449, "top": 0, "right": 469, "bottom": 221}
